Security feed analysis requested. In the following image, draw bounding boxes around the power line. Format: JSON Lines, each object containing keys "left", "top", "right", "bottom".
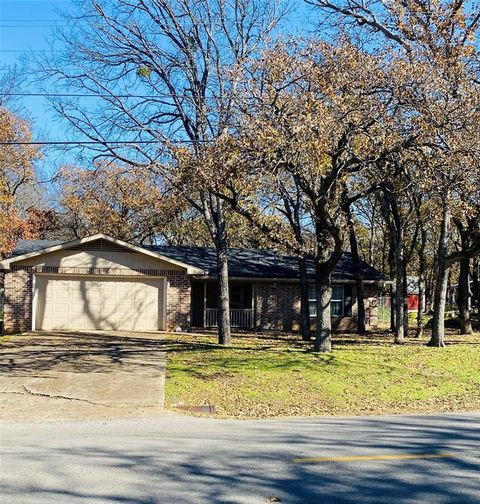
{"left": 3, "top": 92, "right": 185, "bottom": 99}
{"left": 1, "top": 91, "right": 257, "bottom": 101}
{"left": 0, "top": 26, "right": 68, "bottom": 28}
{"left": 0, "top": 139, "right": 211, "bottom": 146}
{"left": 0, "top": 19, "right": 68, "bottom": 22}
{"left": 0, "top": 50, "right": 65, "bottom": 53}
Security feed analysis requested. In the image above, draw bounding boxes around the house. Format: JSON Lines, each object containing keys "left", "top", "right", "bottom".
{"left": 0, "top": 234, "right": 384, "bottom": 334}
{"left": 406, "top": 277, "right": 423, "bottom": 312}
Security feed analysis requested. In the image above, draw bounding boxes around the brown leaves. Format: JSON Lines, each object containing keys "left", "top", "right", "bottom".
{"left": 57, "top": 162, "right": 184, "bottom": 243}
{"left": 164, "top": 331, "right": 480, "bottom": 418}
{"left": 0, "top": 108, "right": 43, "bottom": 257}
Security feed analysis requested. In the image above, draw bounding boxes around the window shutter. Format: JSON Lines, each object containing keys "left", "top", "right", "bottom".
{"left": 344, "top": 285, "right": 353, "bottom": 316}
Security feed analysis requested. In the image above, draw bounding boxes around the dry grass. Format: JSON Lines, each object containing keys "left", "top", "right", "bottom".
{"left": 164, "top": 329, "right": 480, "bottom": 418}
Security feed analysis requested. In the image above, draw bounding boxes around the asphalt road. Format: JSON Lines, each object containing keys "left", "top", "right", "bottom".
{"left": 1, "top": 413, "right": 479, "bottom": 504}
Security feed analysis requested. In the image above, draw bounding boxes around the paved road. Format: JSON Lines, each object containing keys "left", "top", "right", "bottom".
{"left": 0, "top": 332, "right": 166, "bottom": 421}
{"left": 1, "top": 413, "right": 479, "bottom": 503}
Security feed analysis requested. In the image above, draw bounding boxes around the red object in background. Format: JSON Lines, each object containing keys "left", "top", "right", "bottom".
{"left": 407, "top": 294, "right": 419, "bottom": 311}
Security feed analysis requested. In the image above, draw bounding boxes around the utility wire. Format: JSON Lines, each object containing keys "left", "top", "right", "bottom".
{"left": 0, "top": 139, "right": 212, "bottom": 146}
{"left": 0, "top": 50, "right": 65, "bottom": 53}
{"left": 0, "top": 19, "right": 72, "bottom": 22}
{"left": 1, "top": 91, "right": 259, "bottom": 100}
{"left": 3, "top": 92, "right": 195, "bottom": 99}
{"left": 0, "top": 25, "right": 70, "bottom": 28}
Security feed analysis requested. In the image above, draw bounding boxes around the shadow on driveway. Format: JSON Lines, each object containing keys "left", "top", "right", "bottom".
{"left": 0, "top": 331, "right": 167, "bottom": 421}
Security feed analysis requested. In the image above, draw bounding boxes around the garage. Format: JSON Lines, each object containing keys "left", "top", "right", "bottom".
{"left": 0, "top": 234, "right": 205, "bottom": 334}
{"left": 34, "top": 275, "right": 166, "bottom": 332}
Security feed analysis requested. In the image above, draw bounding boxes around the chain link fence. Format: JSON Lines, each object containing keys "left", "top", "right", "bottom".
{"left": 378, "top": 295, "right": 391, "bottom": 327}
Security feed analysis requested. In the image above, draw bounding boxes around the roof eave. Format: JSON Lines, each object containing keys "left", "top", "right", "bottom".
{"left": 193, "top": 275, "right": 386, "bottom": 283}
{"left": 0, "top": 234, "right": 206, "bottom": 274}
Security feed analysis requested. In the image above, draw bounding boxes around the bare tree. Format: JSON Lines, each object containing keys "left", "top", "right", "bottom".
{"left": 41, "top": 0, "right": 287, "bottom": 344}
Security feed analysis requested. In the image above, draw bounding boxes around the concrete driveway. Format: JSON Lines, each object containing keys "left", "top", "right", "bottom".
{"left": 0, "top": 332, "right": 166, "bottom": 421}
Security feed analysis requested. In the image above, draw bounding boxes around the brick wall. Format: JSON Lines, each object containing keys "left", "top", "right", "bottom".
{"left": 254, "top": 281, "right": 380, "bottom": 332}
{"left": 2, "top": 267, "right": 191, "bottom": 334}
{"left": 255, "top": 281, "right": 301, "bottom": 331}
{"left": 3, "top": 269, "right": 33, "bottom": 334}
{"left": 166, "top": 272, "right": 191, "bottom": 330}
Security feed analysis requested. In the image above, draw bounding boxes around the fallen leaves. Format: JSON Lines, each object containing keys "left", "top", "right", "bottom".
{"left": 164, "top": 331, "right": 480, "bottom": 418}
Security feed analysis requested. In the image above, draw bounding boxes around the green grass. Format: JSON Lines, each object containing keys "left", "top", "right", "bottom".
{"left": 164, "top": 330, "right": 480, "bottom": 418}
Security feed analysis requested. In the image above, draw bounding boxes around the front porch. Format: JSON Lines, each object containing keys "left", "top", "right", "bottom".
{"left": 191, "top": 281, "right": 254, "bottom": 329}
{"left": 204, "top": 308, "right": 254, "bottom": 328}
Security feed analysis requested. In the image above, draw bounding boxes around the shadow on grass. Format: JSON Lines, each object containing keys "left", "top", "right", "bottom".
{"left": 1, "top": 328, "right": 478, "bottom": 377}
{"left": 200, "top": 328, "right": 480, "bottom": 348}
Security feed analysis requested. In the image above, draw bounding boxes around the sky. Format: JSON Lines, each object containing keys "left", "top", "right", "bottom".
{"left": 1, "top": 1, "right": 73, "bottom": 125}
{"left": 1, "top": 0, "right": 81, "bottom": 178}
{"left": 1, "top": 0, "right": 318, "bottom": 179}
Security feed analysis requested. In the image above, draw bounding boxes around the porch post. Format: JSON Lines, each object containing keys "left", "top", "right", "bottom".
{"left": 252, "top": 282, "right": 256, "bottom": 329}
{"left": 203, "top": 281, "right": 207, "bottom": 328}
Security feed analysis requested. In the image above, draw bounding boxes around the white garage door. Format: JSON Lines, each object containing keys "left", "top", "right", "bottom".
{"left": 35, "top": 275, "right": 165, "bottom": 331}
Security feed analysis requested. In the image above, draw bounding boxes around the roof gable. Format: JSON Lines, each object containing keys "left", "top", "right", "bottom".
{"left": 69, "top": 238, "right": 133, "bottom": 254}
{"left": 1, "top": 234, "right": 205, "bottom": 274}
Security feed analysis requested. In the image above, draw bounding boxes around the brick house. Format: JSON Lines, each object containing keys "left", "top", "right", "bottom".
{"left": 0, "top": 234, "right": 384, "bottom": 334}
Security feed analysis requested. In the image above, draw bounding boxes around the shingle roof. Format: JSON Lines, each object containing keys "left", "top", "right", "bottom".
{"left": 147, "top": 245, "right": 384, "bottom": 281}
{"left": 12, "top": 239, "right": 64, "bottom": 256}
{"left": 12, "top": 239, "right": 385, "bottom": 281}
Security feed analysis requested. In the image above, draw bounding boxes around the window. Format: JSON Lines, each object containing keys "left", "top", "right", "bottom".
{"left": 331, "top": 286, "right": 344, "bottom": 317}
{"left": 308, "top": 285, "right": 317, "bottom": 317}
{"left": 308, "top": 285, "right": 350, "bottom": 317}
{"left": 229, "top": 284, "right": 242, "bottom": 308}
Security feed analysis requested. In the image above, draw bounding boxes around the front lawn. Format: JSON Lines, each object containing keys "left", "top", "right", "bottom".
{"left": 164, "top": 330, "right": 480, "bottom": 418}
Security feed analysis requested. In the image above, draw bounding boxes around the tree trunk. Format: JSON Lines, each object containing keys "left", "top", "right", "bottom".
{"left": 394, "top": 234, "right": 405, "bottom": 344}
{"left": 472, "top": 257, "right": 479, "bottom": 312}
{"left": 207, "top": 195, "right": 231, "bottom": 346}
{"left": 314, "top": 265, "right": 332, "bottom": 353}
{"left": 299, "top": 257, "right": 311, "bottom": 341}
{"left": 458, "top": 257, "right": 473, "bottom": 334}
{"left": 203, "top": 194, "right": 231, "bottom": 346}
{"left": 380, "top": 190, "right": 407, "bottom": 342}
{"left": 355, "top": 276, "right": 366, "bottom": 334}
{"left": 368, "top": 202, "right": 376, "bottom": 267}
{"left": 388, "top": 240, "right": 396, "bottom": 332}
{"left": 415, "top": 228, "right": 427, "bottom": 338}
{"left": 416, "top": 278, "right": 424, "bottom": 338}
{"left": 345, "top": 203, "right": 366, "bottom": 333}
{"left": 216, "top": 241, "right": 231, "bottom": 346}
{"left": 402, "top": 260, "right": 409, "bottom": 338}
{"left": 428, "top": 205, "right": 450, "bottom": 347}
{"left": 426, "top": 271, "right": 435, "bottom": 314}
{"left": 475, "top": 259, "right": 480, "bottom": 327}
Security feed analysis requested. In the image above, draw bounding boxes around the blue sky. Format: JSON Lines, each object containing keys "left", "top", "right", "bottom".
{"left": 1, "top": 0, "right": 81, "bottom": 177}
{"left": 1, "top": 1, "right": 74, "bottom": 124}
{"left": 1, "top": 0, "right": 318, "bottom": 177}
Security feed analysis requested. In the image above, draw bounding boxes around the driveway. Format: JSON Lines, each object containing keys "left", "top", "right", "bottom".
{"left": 0, "top": 332, "right": 166, "bottom": 421}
